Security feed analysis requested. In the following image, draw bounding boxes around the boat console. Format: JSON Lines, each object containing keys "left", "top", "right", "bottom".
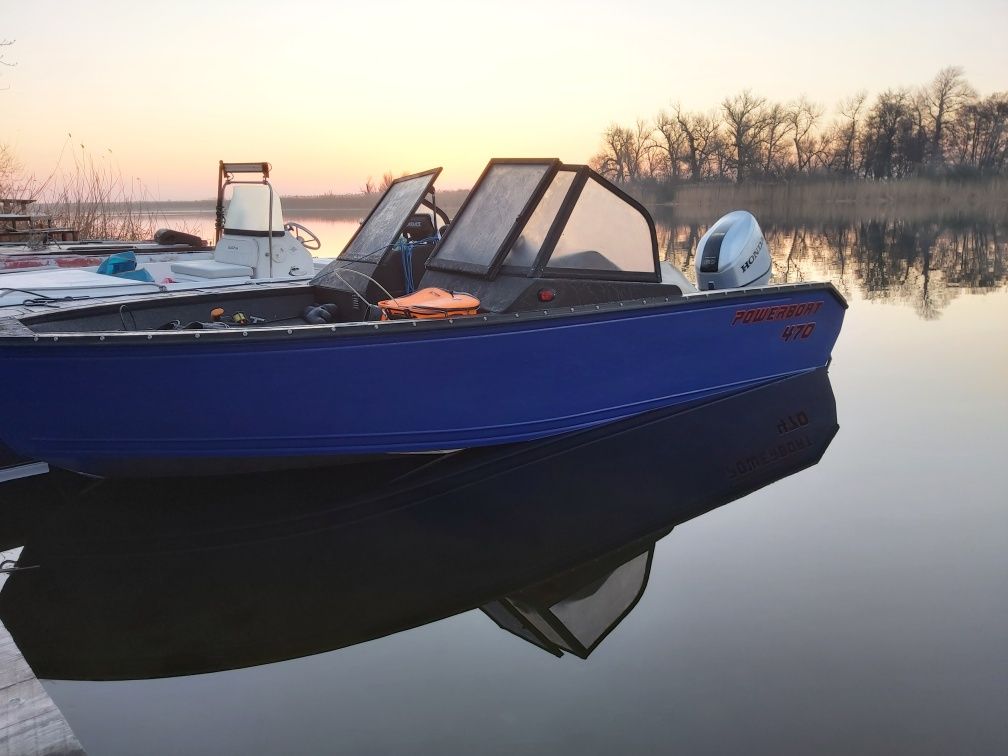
{"left": 170, "top": 184, "right": 315, "bottom": 281}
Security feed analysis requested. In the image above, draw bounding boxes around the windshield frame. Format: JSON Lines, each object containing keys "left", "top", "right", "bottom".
{"left": 331, "top": 167, "right": 442, "bottom": 265}
{"left": 426, "top": 158, "right": 561, "bottom": 277}
{"left": 536, "top": 168, "right": 661, "bottom": 283}
{"left": 430, "top": 159, "right": 660, "bottom": 283}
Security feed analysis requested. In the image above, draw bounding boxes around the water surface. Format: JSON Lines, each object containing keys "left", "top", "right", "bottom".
{"left": 0, "top": 214, "right": 1005, "bottom": 755}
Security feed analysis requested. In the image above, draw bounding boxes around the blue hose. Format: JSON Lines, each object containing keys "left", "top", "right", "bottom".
{"left": 401, "top": 242, "right": 415, "bottom": 294}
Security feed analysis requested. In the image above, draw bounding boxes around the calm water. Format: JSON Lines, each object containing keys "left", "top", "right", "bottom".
{"left": 0, "top": 213, "right": 1006, "bottom": 755}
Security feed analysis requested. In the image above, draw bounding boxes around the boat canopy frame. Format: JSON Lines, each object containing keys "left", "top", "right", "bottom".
{"left": 426, "top": 158, "right": 661, "bottom": 284}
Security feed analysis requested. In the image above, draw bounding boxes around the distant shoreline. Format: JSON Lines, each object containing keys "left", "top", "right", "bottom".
{"left": 55, "top": 176, "right": 1005, "bottom": 226}
{"left": 146, "top": 188, "right": 470, "bottom": 217}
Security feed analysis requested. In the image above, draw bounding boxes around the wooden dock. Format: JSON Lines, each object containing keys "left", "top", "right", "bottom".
{"left": 0, "top": 199, "right": 78, "bottom": 245}
{"left": 0, "top": 548, "right": 85, "bottom": 755}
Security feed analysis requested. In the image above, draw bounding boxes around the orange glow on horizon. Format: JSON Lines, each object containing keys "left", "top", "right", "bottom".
{"left": 2, "top": 0, "right": 1006, "bottom": 198}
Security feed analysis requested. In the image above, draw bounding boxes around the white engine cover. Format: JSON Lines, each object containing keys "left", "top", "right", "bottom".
{"left": 695, "top": 210, "right": 772, "bottom": 290}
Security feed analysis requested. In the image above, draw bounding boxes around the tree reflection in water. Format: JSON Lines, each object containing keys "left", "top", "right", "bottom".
{"left": 658, "top": 218, "right": 1006, "bottom": 320}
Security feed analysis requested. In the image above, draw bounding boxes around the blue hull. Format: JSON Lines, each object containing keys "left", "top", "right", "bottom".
{"left": 0, "top": 285, "right": 845, "bottom": 476}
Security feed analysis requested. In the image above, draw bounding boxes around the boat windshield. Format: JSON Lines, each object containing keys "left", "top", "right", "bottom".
{"left": 545, "top": 176, "right": 656, "bottom": 275}
{"left": 503, "top": 169, "right": 577, "bottom": 268}
{"left": 431, "top": 161, "right": 555, "bottom": 276}
{"left": 428, "top": 158, "right": 659, "bottom": 281}
{"left": 481, "top": 547, "right": 653, "bottom": 658}
{"left": 313, "top": 169, "right": 440, "bottom": 275}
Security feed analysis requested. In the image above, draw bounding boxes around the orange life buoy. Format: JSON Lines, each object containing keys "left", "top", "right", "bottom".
{"left": 378, "top": 288, "right": 480, "bottom": 320}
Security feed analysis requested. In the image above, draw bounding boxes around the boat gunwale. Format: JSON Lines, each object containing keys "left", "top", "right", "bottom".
{"left": 0, "top": 281, "right": 848, "bottom": 346}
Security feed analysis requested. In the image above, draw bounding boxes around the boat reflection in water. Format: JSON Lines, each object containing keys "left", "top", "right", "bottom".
{"left": 0, "top": 368, "right": 837, "bottom": 687}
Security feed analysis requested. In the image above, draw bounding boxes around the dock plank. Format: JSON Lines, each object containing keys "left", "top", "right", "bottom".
{"left": 0, "top": 548, "right": 86, "bottom": 755}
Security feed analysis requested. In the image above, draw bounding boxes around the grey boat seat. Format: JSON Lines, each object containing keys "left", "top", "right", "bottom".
{"left": 169, "top": 260, "right": 253, "bottom": 279}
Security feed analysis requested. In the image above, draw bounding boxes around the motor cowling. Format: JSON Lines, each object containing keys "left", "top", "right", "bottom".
{"left": 695, "top": 210, "right": 771, "bottom": 290}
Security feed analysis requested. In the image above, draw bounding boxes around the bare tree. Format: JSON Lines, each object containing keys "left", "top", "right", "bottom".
{"left": 0, "top": 38, "right": 14, "bottom": 91}
{"left": 925, "top": 66, "right": 976, "bottom": 163}
{"left": 787, "top": 96, "right": 824, "bottom": 173}
{"left": 589, "top": 149, "right": 621, "bottom": 182}
{"left": 597, "top": 124, "right": 631, "bottom": 182}
{"left": 806, "top": 127, "right": 834, "bottom": 172}
{"left": 624, "top": 119, "right": 655, "bottom": 182}
{"left": 761, "top": 101, "right": 790, "bottom": 176}
{"left": 670, "top": 105, "right": 721, "bottom": 181}
{"left": 594, "top": 120, "right": 654, "bottom": 183}
{"left": 721, "top": 91, "right": 767, "bottom": 183}
{"left": 950, "top": 93, "right": 1008, "bottom": 172}
{"left": 653, "top": 109, "right": 686, "bottom": 181}
{"left": 642, "top": 141, "right": 667, "bottom": 182}
{"left": 587, "top": 67, "right": 1002, "bottom": 184}
{"left": 360, "top": 176, "right": 377, "bottom": 194}
{"left": 836, "top": 91, "right": 867, "bottom": 175}
{"left": 0, "top": 140, "right": 32, "bottom": 201}
{"left": 861, "top": 89, "right": 918, "bottom": 178}
{"left": 709, "top": 130, "right": 731, "bottom": 180}
{"left": 0, "top": 143, "right": 18, "bottom": 192}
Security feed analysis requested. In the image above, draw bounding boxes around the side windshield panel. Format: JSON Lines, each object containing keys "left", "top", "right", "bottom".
{"left": 547, "top": 178, "right": 655, "bottom": 274}
{"left": 432, "top": 163, "right": 551, "bottom": 273}
{"left": 503, "top": 170, "right": 576, "bottom": 268}
{"left": 337, "top": 174, "right": 435, "bottom": 262}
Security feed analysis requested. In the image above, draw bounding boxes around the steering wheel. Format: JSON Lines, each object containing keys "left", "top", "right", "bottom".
{"left": 285, "top": 222, "right": 322, "bottom": 251}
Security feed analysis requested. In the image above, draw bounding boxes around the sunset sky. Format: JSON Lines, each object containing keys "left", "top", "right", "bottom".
{"left": 3, "top": 0, "right": 1006, "bottom": 198}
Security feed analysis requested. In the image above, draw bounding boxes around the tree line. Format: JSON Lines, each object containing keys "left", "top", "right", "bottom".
{"left": 591, "top": 67, "right": 1008, "bottom": 185}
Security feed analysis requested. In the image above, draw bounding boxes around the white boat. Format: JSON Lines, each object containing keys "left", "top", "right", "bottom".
{"left": 1, "top": 195, "right": 210, "bottom": 270}
{"left": 0, "top": 238, "right": 212, "bottom": 272}
{"left": 0, "top": 162, "right": 334, "bottom": 316}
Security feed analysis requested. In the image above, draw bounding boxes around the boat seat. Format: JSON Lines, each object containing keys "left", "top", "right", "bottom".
{"left": 170, "top": 260, "right": 254, "bottom": 279}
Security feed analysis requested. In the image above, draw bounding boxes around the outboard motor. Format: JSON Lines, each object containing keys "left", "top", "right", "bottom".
{"left": 695, "top": 210, "right": 772, "bottom": 290}
{"left": 402, "top": 213, "right": 436, "bottom": 241}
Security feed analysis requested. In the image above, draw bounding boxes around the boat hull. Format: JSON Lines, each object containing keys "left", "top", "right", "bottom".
{"left": 0, "top": 284, "right": 846, "bottom": 476}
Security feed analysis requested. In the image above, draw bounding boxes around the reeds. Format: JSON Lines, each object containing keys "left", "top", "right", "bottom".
{"left": 662, "top": 176, "right": 1008, "bottom": 224}
{"left": 5, "top": 142, "right": 194, "bottom": 241}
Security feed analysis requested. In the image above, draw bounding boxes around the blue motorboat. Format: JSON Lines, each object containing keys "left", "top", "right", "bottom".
{"left": 0, "top": 369, "right": 838, "bottom": 680}
{"left": 0, "top": 159, "right": 846, "bottom": 477}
